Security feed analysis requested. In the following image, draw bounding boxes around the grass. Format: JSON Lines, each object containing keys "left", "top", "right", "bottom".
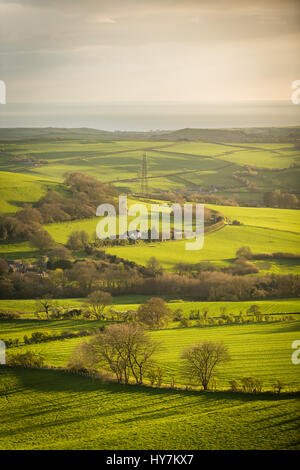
{"left": 3, "top": 320, "right": 299, "bottom": 389}
{"left": 0, "top": 172, "right": 58, "bottom": 215}
{"left": 1, "top": 133, "right": 300, "bottom": 450}
{"left": 106, "top": 224, "right": 300, "bottom": 269}
{"left": 1, "top": 296, "right": 299, "bottom": 319}
{"left": 2, "top": 138, "right": 299, "bottom": 199}
{"left": 206, "top": 204, "right": 300, "bottom": 234}
{"left": 0, "top": 367, "right": 299, "bottom": 450}
{"left": 153, "top": 321, "right": 300, "bottom": 387}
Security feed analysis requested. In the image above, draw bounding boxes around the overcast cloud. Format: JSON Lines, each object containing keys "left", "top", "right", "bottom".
{"left": 0, "top": 0, "right": 299, "bottom": 102}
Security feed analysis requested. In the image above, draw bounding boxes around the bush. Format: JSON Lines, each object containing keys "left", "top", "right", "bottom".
{"left": 0, "top": 310, "right": 20, "bottom": 320}
{"left": 236, "top": 246, "right": 252, "bottom": 259}
{"left": 272, "top": 379, "right": 284, "bottom": 395}
{"left": 241, "top": 376, "right": 263, "bottom": 393}
{"left": 146, "top": 365, "right": 164, "bottom": 387}
{"left": 229, "top": 380, "right": 239, "bottom": 391}
{"left": 7, "top": 351, "right": 45, "bottom": 368}
{"left": 179, "top": 317, "right": 191, "bottom": 328}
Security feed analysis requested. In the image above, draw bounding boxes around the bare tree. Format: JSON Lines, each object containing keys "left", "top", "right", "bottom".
{"left": 181, "top": 341, "right": 230, "bottom": 390}
{"left": 73, "top": 324, "right": 159, "bottom": 384}
{"left": 35, "top": 295, "right": 56, "bottom": 319}
{"left": 85, "top": 290, "right": 112, "bottom": 319}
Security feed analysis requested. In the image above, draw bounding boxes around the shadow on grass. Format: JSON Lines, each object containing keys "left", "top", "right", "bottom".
{"left": 2, "top": 366, "right": 299, "bottom": 401}
{"left": 0, "top": 366, "right": 299, "bottom": 446}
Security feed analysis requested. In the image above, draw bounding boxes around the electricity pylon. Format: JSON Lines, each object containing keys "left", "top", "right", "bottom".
{"left": 140, "top": 152, "right": 149, "bottom": 196}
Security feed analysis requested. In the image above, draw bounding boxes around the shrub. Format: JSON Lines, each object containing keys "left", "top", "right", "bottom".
{"left": 146, "top": 365, "right": 164, "bottom": 387}
{"left": 179, "top": 317, "right": 191, "bottom": 328}
{"left": 272, "top": 379, "right": 284, "bottom": 395}
{"left": 7, "top": 351, "right": 45, "bottom": 368}
{"left": 0, "top": 310, "right": 20, "bottom": 320}
{"left": 236, "top": 246, "right": 252, "bottom": 259}
{"left": 229, "top": 380, "right": 239, "bottom": 391}
{"left": 241, "top": 376, "right": 263, "bottom": 393}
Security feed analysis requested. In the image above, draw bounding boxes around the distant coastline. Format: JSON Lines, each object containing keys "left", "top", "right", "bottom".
{"left": 1, "top": 101, "right": 299, "bottom": 131}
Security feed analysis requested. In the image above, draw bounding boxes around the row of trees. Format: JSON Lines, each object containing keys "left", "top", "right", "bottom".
{"left": 68, "top": 323, "right": 230, "bottom": 390}
{"left": 263, "top": 190, "right": 299, "bottom": 209}
{"left": 1, "top": 257, "right": 300, "bottom": 300}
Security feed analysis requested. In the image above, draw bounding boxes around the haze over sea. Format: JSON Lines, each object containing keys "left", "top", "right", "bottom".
{"left": 0, "top": 101, "right": 299, "bottom": 131}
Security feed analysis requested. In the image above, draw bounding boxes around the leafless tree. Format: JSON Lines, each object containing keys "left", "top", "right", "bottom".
{"left": 85, "top": 290, "right": 112, "bottom": 319}
{"left": 73, "top": 324, "right": 159, "bottom": 384}
{"left": 182, "top": 341, "right": 230, "bottom": 390}
{"left": 35, "top": 295, "right": 56, "bottom": 319}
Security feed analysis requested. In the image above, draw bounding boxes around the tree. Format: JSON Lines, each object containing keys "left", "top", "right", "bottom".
{"left": 137, "top": 297, "right": 171, "bottom": 329}
{"left": 48, "top": 246, "right": 71, "bottom": 263}
{"left": 66, "top": 230, "right": 89, "bottom": 250}
{"left": 247, "top": 304, "right": 263, "bottom": 321}
{"left": 145, "top": 257, "right": 163, "bottom": 277}
{"left": 272, "top": 379, "right": 284, "bottom": 395}
{"left": 236, "top": 246, "right": 252, "bottom": 259}
{"left": 0, "top": 257, "right": 8, "bottom": 276}
{"left": 15, "top": 207, "right": 43, "bottom": 225}
{"left": 68, "top": 261, "right": 99, "bottom": 295}
{"left": 29, "top": 229, "right": 55, "bottom": 253}
{"left": 86, "top": 290, "right": 112, "bottom": 319}
{"left": 181, "top": 341, "right": 230, "bottom": 390}
{"left": 72, "top": 324, "right": 158, "bottom": 384}
{"left": 35, "top": 295, "right": 56, "bottom": 319}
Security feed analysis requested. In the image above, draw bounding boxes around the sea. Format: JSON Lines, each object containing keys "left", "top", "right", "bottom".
{"left": 0, "top": 101, "right": 299, "bottom": 131}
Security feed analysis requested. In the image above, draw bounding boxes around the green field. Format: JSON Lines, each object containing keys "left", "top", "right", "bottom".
{"left": 1, "top": 296, "right": 299, "bottom": 321}
{"left": 1, "top": 138, "right": 299, "bottom": 198}
{"left": 207, "top": 204, "right": 300, "bottom": 233}
{"left": 1, "top": 131, "right": 300, "bottom": 450}
{"left": 0, "top": 172, "right": 59, "bottom": 215}
{"left": 1, "top": 367, "right": 299, "bottom": 450}
{"left": 106, "top": 224, "right": 300, "bottom": 269}
{"left": 3, "top": 320, "right": 300, "bottom": 389}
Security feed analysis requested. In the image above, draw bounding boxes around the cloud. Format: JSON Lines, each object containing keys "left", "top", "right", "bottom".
{"left": 0, "top": 0, "right": 299, "bottom": 103}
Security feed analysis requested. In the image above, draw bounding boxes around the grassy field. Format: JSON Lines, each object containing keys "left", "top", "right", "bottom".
{"left": 1, "top": 133, "right": 300, "bottom": 450}
{"left": 1, "top": 204, "right": 299, "bottom": 272}
{"left": 206, "top": 204, "right": 300, "bottom": 233}
{"left": 106, "top": 224, "right": 300, "bottom": 269}
{"left": 1, "top": 367, "right": 299, "bottom": 450}
{"left": 0, "top": 172, "right": 59, "bottom": 215}
{"left": 1, "top": 138, "right": 299, "bottom": 199}
{"left": 3, "top": 320, "right": 300, "bottom": 389}
{"left": 1, "top": 296, "right": 299, "bottom": 319}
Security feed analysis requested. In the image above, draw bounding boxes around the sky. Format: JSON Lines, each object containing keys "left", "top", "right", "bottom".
{"left": 0, "top": 0, "right": 299, "bottom": 103}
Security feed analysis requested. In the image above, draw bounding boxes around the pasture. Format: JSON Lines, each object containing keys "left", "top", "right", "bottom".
{"left": 1, "top": 138, "right": 299, "bottom": 200}
{"left": 3, "top": 320, "right": 300, "bottom": 389}
{"left": 106, "top": 224, "right": 300, "bottom": 269}
{"left": 0, "top": 367, "right": 299, "bottom": 450}
{"left": 1, "top": 296, "right": 299, "bottom": 322}
{"left": 0, "top": 172, "right": 58, "bottom": 215}
{"left": 1, "top": 132, "right": 300, "bottom": 450}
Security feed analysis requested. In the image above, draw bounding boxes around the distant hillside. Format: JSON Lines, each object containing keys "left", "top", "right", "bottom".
{"left": 0, "top": 126, "right": 300, "bottom": 143}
